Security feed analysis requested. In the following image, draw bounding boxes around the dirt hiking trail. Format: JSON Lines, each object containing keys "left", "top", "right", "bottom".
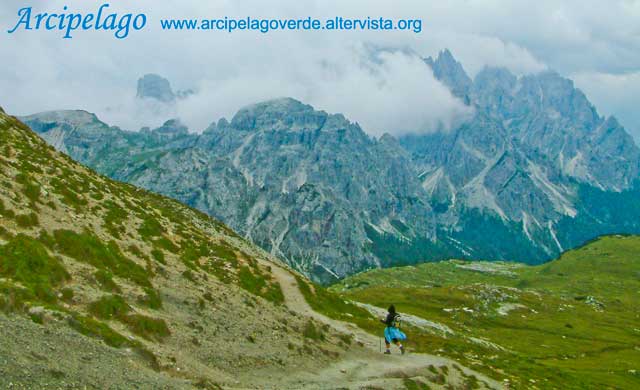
{"left": 247, "top": 264, "right": 505, "bottom": 389}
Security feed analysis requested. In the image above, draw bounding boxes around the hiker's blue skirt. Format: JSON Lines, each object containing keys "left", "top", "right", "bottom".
{"left": 384, "top": 326, "right": 407, "bottom": 343}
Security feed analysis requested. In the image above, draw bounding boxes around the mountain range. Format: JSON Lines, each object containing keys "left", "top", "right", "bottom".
{"left": 8, "top": 102, "right": 505, "bottom": 390}
{"left": 22, "top": 50, "right": 640, "bottom": 283}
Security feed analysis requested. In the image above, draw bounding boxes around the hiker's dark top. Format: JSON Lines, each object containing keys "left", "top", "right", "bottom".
{"left": 382, "top": 312, "right": 397, "bottom": 327}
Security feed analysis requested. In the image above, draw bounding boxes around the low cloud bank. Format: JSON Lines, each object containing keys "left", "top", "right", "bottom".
{"left": 1, "top": 0, "right": 638, "bottom": 140}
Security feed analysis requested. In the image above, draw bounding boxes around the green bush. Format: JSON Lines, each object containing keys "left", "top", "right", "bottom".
{"left": 14, "top": 173, "right": 29, "bottom": 185}
{"left": 122, "top": 314, "right": 170, "bottom": 341}
{"left": 295, "top": 275, "right": 375, "bottom": 334}
{"left": 302, "top": 320, "right": 324, "bottom": 341}
{"left": 137, "top": 215, "right": 164, "bottom": 240}
{"left": 0, "top": 199, "right": 15, "bottom": 219}
{"left": 0, "top": 282, "right": 36, "bottom": 313}
{"left": 238, "top": 266, "right": 266, "bottom": 294}
{"left": 180, "top": 244, "right": 202, "bottom": 270}
{"left": 138, "top": 287, "right": 163, "bottom": 310}
{"left": 128, "top": 244, "right": 147, "bottom": 259}
{"left": 68, "top": 315, "right": 129, "bottom": 348}
{"left": 38, "top": 230, "right": 56, "bottom": 248}
{"left": 262, "top": 282, "right": 284, "bottom": 305}
{"left": 0, "top": 234, "right": 70, "bottom": 303}
{"left": 51, "top": 178, "right": 88, "bottom": 209}
{"left": 154, "top": 237, "right": 179, "bottom": 254}
{"left": 182, "top": 270, "right": 197, "bottom": 282}
{"left": 30, "top": 311, "right": 44, "bottom": 324}
{"left": 89, "top": 295, "right": 131, "bottom": 320}
{"left": 150, "top": 249, "right": 166, "bottom": 264}
{"left": 15, "top": 212, "right": 39, "bottom": 228}
{"left": 103, "top": 201, "right": 127, "bottom": 238}
{"left": 0, "top": 226, "right": 12, "bottom": 239}
{"left": 210, "top": 241, "right": 238, "bottom": 262}
{"left": 93, "top": 270, "right": 121, "bottom": 293}
{"left": 338, "top": 333, "right": 354, "bottom": 345}
{"left": 53, "top": 229, "right": 151, "bottom": 288}
{"left": 235, "top": 264, "right": 285, "bottom": 305}
{"left": 60, "top": 288, "right": 74, "bottom": 302}
{"left": 90, "top": 191, "right": 104, "bottom": 201}
{"left": 403, "top": 378, "right": 430, "bottom": 390}
{"left": 21, "top": 179, "right": 41, "bottom": 203}
{"left": 18, "top": 160, "right": 43, "bottom": 175}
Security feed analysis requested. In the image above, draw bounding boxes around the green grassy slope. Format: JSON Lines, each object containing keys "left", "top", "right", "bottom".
{"left": 331, "top": 235, "right": 640, "bottom": 389}
{"left": 0, "top": 109, "right": 347, "bottom": 388}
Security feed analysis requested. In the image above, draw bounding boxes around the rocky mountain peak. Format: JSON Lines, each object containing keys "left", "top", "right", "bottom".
{"left": 155, "top": 118, "right": 187, "bottom": 133}
{"left": 136, "top": 74, "right": 176, "bottom": 103}
{"left": 150, "top": 119, "right": 189, "bottom": 140}
{"left": 473, "top": 67, "right": 517, "bottom": 90}
{"left": 378, "top": 133, "right": 397, "bottom": 144}
{"left": 22, "top": 110, "right": 100, "bottom": 128}
{"left": 470, "top": 66, "right": 602, "bottom": 133}
{"left": 425, "top": 49, "right": 459, "bottom": 69}
{"left": 230, "top": 97, "right": 328, "bottom": 131}
{"left": 425, "top": 49, "right": 473, "bottom": 100}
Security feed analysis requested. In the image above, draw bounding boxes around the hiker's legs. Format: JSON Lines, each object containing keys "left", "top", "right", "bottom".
{"left": 394, "top": 340, "right": 405, "bottom": 354}
{"left": 383, "top": 328, "right": 392, "bottom": 354}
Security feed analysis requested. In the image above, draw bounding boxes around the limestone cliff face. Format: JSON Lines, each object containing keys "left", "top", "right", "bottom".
{"left": 24, "top": 99, "right": 440, "bottom": 282}
{"left": 23, "top": 53, "right": 640, "bottom": 282}
{"left": 405, "top": 50, "right": 640, "bottom": 258}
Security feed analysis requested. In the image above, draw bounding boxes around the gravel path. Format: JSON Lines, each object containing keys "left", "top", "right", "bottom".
{"left": 256, "top": 263, "right": 505, "bottom": 389}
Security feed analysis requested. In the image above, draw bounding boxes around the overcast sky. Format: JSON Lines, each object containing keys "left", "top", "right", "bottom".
{"left": 1, "top": 0, "right": 639, "bottom": 141}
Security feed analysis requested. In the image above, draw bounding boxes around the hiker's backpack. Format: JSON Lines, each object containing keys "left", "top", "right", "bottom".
{"left": 393, "top": 314, "right": 402, "bottom": 329}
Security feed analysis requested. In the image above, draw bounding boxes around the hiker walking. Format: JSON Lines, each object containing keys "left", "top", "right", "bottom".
{"left": 381, "top": 304, "right": 406, "bottom": 355}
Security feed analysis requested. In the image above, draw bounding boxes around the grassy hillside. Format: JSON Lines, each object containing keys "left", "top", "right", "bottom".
{"left": 0, "top": 109, "right": 351, "bottom": 388}
{"left": 332, "top": 235, "right": 640, "bottom": 389}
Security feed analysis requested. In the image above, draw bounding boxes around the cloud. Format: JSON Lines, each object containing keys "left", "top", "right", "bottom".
{"left": 311, "top": 47, "right": 473, "bottom": 137}
{"left": 415, "top": 0, "right": 640, "bottom": 75}
{"left": 0, "top": 0, "right": 638, "bottom": 140}
{"left": 135, "top": 45, "right": 473, "bottom": 137}
{"left": 423, "top": 33, "right": 547, "bottom": 77}
{"left": 572, "top": 71, "right": 640, "bottom": 141}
